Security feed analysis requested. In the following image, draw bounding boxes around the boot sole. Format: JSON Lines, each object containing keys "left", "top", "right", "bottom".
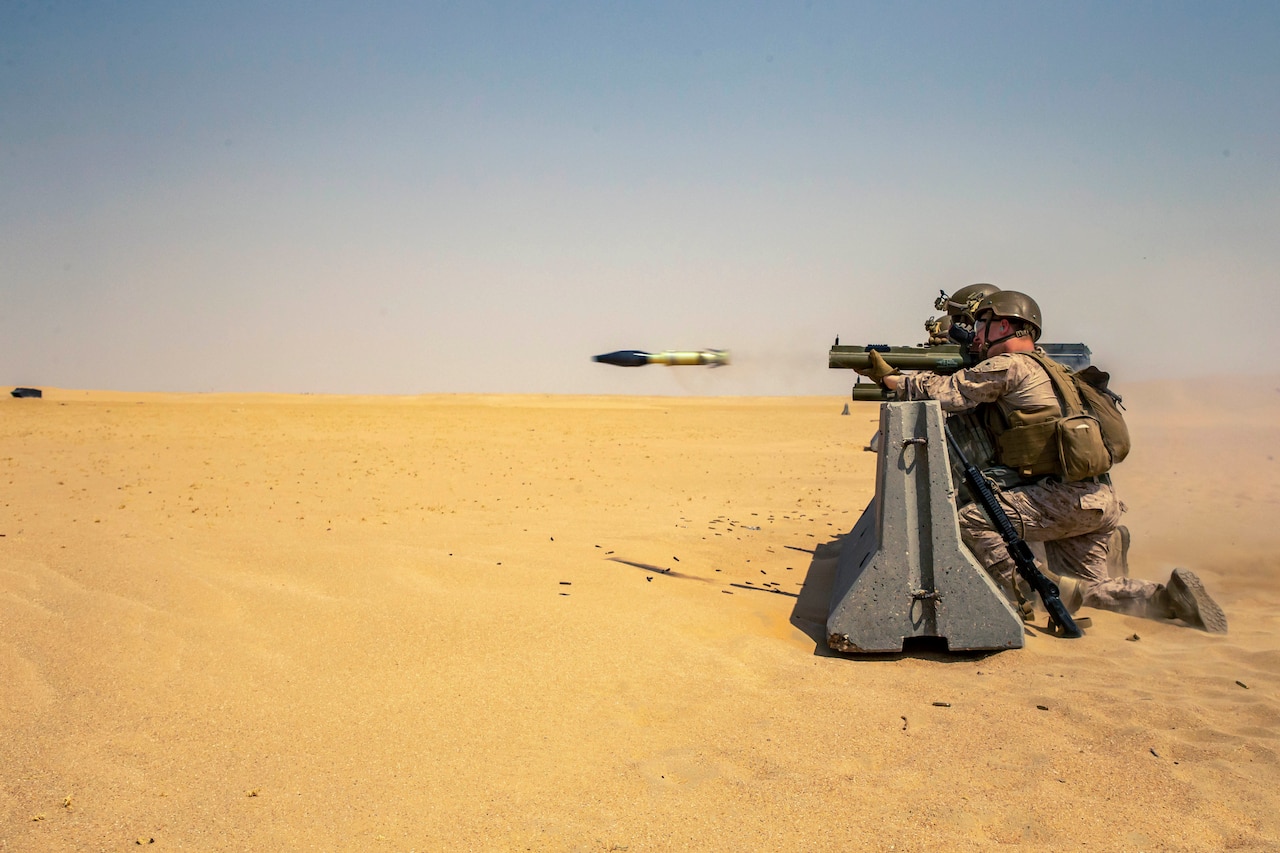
{"left": 1168, "top": 568, "right": 1228, "bottom": 634}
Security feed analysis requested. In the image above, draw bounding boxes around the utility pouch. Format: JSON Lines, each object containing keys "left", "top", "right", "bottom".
{"left": 1056, "top": 413, "right": 1111, "bottom": 481}
{"left": 997, "top": 419, "right": 1060, "bottom": 477}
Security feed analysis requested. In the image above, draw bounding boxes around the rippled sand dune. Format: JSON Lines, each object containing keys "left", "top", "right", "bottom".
{"left": 2, "top": 382, "right": 1277, "bottom": 850}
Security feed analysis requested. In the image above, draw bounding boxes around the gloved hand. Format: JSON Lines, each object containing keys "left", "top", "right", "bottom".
{"left": 854, "top": 349, "right": 900, "bottom": 385}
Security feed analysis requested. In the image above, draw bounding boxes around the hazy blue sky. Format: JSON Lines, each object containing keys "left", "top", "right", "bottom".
{"left": 3, "top": 2, "right": 1277, "bottom": 395}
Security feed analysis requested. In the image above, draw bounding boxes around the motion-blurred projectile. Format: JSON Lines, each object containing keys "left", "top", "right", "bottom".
{"left": 592, "top": 349, "right": 729, "bottom": 368}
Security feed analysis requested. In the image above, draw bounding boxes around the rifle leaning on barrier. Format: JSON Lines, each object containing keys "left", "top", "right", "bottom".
{"left": 942, "top": 421, "right": 1084, "bottom": 638}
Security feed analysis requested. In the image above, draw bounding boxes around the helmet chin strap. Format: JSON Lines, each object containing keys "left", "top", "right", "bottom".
{"left": 978, "top": 322, "right": 1030, "bottom": 357}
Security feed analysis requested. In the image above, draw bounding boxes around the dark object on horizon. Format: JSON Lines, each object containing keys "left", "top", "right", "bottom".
{"left": 592, "top": 349, "right": 729, "bottom": 367}
{"left": 11, "top": 387, "right": 42, "bottom": 398}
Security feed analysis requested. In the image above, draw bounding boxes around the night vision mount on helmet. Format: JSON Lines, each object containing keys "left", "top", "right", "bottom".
{"left": 935, "top": 283, "right": 1003, "bottom": 320}
{"left": 925, "top": 283, "right": 1004, "bottom": 346}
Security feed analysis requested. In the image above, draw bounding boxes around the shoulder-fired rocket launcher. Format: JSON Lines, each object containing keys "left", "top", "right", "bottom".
{"left": 831, "top": 342, "right": 1091, "bottom": 401}
{"left": 593, "top": 349, "right": 729, "bottom": 367}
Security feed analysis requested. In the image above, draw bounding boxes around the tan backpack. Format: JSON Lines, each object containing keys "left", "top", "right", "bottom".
{"left": 1025, "top": 352, "right": 1131, "bottom": 481}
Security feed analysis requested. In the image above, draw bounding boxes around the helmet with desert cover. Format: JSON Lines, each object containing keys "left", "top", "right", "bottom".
{"left": 973, "top": 290, "right": 1042, "bottom": 342}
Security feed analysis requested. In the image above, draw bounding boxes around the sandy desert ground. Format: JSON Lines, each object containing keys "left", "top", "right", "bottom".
{"left": 2, "top": 379, "right": 1278, "bottom": 851}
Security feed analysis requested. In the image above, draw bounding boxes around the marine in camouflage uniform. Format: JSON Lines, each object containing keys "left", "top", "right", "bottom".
{"left": 863, "top": 290, "right": 1227, "bottom": 632}
{"left": 926, "top": 284, "right": 1132, "bottom": 580}
{"left": 900, "top": 353, "right": 1153, "bottom": 613}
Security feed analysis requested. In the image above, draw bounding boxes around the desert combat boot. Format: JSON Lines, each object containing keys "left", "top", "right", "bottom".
{"left": 1034, "top": 567, "right": 1085, "bottom": 615}
{"left": 1153, "top": 568, "right": 1228, "bottom": 633}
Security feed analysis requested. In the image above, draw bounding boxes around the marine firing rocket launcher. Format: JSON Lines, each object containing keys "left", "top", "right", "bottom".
{"left": 824, "top": 323, "right": 1101, "bottom": 651}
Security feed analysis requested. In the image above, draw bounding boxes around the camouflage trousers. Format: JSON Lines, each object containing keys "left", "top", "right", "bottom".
{"left": 957, "top": 478, "right": 1164, "bottom": 616}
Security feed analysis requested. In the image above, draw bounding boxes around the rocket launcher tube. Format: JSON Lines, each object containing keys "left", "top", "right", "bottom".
{"left": 830, "top": 342, "right": 1093, "bottom": 374}
{"left": 851, "top": 384, "right": 893, "bottom": 402}
{"left": 829, "top": 344, "right": 973, "bottom": 373}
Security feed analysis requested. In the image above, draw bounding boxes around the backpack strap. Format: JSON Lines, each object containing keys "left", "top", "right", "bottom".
{"left": 1021, "top": 351, "right": 1086, "bottom": 418}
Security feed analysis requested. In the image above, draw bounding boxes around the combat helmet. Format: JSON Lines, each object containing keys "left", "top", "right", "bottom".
{"left": 935, "top": 283, "right": 1002, "bottom": 321}
{"left": 973, "top": 290, "right": 1042, "bottom": 341}
{"left": 925, "top": 283, "right": 1002, "bottom": 345}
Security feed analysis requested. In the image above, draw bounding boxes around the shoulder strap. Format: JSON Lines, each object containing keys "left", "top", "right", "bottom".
{"left": 1021, "top": 351, "right": 1086, "bottom": 418}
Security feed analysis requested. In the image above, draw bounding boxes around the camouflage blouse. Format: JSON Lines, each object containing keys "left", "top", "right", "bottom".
{"left": 898, "top": 350, "right": 1061, "bottom": 422}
